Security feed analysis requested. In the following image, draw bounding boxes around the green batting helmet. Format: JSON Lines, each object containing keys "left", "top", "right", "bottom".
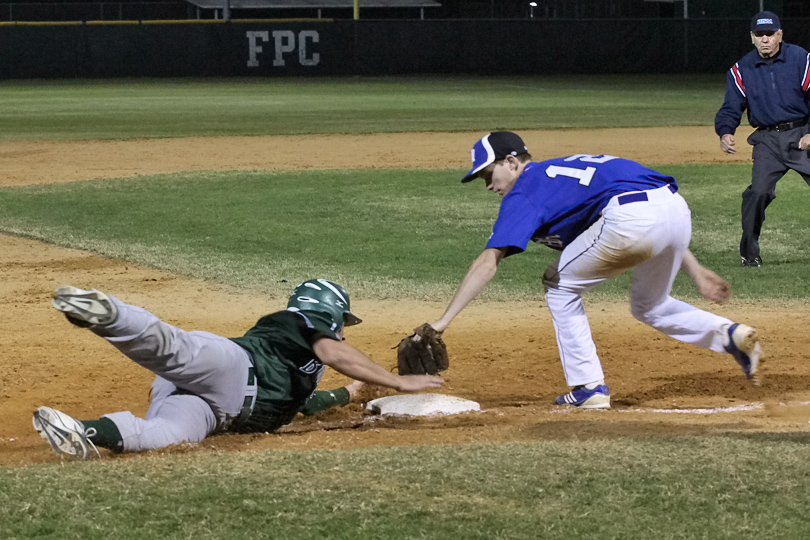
{"left": 286, "top": 279, "right": 362, "bottom": 330}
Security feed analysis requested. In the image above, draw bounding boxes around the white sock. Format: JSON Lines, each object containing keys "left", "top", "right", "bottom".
{"left": 583, "top": 380, "right": 604, "bottom": 390}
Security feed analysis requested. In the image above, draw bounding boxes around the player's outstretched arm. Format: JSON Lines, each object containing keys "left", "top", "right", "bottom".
{"left": 680, "top": 250, "right": 733, "bottom": 304}
{"left": 313, "top": 337, "right": 444, "bottom": 392}
{"left": 429, "top": 247, "right": 507, "bottom": 333}
{"left": 298, "top": 380, "right": 368, "bottom": 416}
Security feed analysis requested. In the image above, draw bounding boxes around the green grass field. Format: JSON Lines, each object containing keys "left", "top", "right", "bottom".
{"left": 2, "top": 76, "right": 809, "bottom": 538}
{"left": 3, "top": 437, "right": 810, "bottom": 539}
{"left": 0, "top": 75, "right": 722, "bottom": 140}
{"left": 1, "top": 165, "right": 808, "bottom": 300}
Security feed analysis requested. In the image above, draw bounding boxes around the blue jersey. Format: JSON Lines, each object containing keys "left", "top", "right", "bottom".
{"left": 485, "top": 155, "right": 677, "bottom": 254}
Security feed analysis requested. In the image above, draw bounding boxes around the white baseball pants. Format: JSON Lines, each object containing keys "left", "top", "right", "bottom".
{"left": 543, "top": 185, "right": 734, "bottom": 386}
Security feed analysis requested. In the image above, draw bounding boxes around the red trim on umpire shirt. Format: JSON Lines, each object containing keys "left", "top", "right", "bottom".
{"left": 802, "top": 54, "right": 810, "bottom": 91}
{"left": 731, "top": 64, "right": 746, "bottom": 97}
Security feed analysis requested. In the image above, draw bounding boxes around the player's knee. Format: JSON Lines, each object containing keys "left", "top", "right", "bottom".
{"left": 630, "top": 303, "right": 654, "bottom": 324}
{"left": 743, "top": 185, "right": 776, "bottom": 201}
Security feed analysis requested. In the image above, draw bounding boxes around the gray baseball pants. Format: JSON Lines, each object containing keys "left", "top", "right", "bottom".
{"left": 742, "top": 126, "right": 810, "bottom": 259}
{"left": 91, "top": 297, "right": 257, "bottom": 451}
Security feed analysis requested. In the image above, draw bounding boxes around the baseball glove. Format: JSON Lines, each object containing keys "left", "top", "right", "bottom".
{"left": 396, "top": 323, "right": 449, "bottom": 376}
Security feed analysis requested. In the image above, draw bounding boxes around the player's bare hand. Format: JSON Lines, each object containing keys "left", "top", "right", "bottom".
{"left": 720, "top": 134, "right": 736, "bottom": 154}
{"left": 396, "top": 374, "right": 445, "bottom": 392}
{"left": 420, "top": 321, "right": 445, "bottom": 334}
{"left": 345, "top": 380, "right": 365, "bottom": 398}
{"left": 695, "top": 269, "right": 733, "bottom": 305}
{"left": 799, "top": 134, "right": 810, "bottom": 151}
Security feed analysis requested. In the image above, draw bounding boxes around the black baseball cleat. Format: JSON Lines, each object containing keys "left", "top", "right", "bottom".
{"left": 741, "top": 256, "right": 762, "bottom": 267}
{"left": 51, "top": 286, "right": 118, "bottom": 327}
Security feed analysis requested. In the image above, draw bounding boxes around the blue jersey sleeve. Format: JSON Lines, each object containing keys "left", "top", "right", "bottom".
{"left": 485, "top": 193, "right": 541, "bottom": 255}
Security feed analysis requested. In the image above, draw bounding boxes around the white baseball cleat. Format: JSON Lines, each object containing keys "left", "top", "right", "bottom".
{"left": 32, "top": 406, "right": 99, "bottom": 459}
{"left": 725, "top": 323, "right": 762, "bottom": 384}
{"left": 51, "top": 286, "right": 117, "bottom": 327}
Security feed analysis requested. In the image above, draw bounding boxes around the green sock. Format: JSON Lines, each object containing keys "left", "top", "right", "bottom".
{"left": 81, "top": 418, "right": 124, "bottom": 453}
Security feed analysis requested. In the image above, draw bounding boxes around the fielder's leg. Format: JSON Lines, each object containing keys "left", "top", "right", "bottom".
{"left": 546, "top": 186, "right": 691, "bottom": 407}
{"left": 629, "top": 192, "right": 762, "bottom": 380}
{"left": 629, "top": 193, "right": 733, "bottom": 351}
{"left": 543, "top": 204, "right": 649, "bottom": 387}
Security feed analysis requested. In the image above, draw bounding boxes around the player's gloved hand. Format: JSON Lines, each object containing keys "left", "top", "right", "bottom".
{"left": 396, "top": 323, "right": 449, "bottom": 376}
{"left": 720, "top": 134, "right": 736, "bottom": 154}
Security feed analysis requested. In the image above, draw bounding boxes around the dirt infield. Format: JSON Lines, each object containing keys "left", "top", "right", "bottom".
{"left": 2, "top": 126, "right": 809, "bottom": 467}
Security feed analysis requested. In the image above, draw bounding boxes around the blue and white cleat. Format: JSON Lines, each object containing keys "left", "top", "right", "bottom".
{"left": 554, "top": 384, "right": 610, "bottom": 409}
{"left": 725, "top": 323, "right": 762, "bottom": 384}
{"left": 51, "top": 286, "right": 117, "bottom": 328}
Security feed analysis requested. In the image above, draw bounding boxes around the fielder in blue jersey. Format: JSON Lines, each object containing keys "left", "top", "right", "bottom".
{"left": 715, "top": 11, "right": 810, "bottom": 267}
{"left": 426, "top": 131, "right": 763, "bottom": 409}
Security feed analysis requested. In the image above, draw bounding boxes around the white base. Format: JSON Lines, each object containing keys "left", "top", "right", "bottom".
{"left": 365, "top": 394, "right": 481, "bottom": 417}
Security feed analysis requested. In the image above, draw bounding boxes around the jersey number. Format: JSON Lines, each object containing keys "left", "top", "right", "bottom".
{"left": 545, "top": 154, "right": 618, "bottom": 186}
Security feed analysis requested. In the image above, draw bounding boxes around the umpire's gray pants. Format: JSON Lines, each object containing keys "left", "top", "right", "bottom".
{"left": 742, "top": 126, "right": 810, "bottom": 259}
{"left": 92, "top": 297, "right": 256, "bottom": 451}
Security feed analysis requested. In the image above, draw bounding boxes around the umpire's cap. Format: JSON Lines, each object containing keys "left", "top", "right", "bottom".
{"left": 751, "top": 11, "right": 780, "bottom": 32}
{"left": 461, "top": 131, "right": 529, "bottom": 183}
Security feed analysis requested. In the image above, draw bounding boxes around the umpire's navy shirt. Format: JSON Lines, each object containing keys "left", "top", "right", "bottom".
{"left": 715, "top": 43, "right": 810, "bottom": 136}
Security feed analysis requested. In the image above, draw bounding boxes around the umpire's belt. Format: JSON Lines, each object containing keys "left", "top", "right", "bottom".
{"left": 759, "top": 117, "right": 808, "bottom": 132}
{"left": 618, "top": 184, "right": 677, "bottom": 205}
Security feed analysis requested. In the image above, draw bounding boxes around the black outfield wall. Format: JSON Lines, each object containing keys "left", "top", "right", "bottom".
{"left": 1, "top": 18, "right": 809, "bottom": 79}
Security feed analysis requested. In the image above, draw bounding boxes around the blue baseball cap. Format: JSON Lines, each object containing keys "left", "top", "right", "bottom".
{"left": 751, "top": 11, "right": 780, "bottom": 32}
{"left": 461, "top": 131, "right": 529, "bottom": 183}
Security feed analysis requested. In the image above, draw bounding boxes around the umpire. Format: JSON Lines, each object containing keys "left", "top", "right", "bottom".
{"left": 715, "top": 11, "right": 810, "bottom": 267}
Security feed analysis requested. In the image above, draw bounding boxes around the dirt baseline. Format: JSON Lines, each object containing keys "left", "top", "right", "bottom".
{"left": 2, "top": 126, "right": 809, "bottom": 467}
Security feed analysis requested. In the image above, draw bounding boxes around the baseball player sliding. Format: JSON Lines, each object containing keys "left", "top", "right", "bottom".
{"left": 34, "top": 280, "right": 443, "bottom": 459}
{"left": 426, "top": 131, "right": 762, "bottom": 409}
